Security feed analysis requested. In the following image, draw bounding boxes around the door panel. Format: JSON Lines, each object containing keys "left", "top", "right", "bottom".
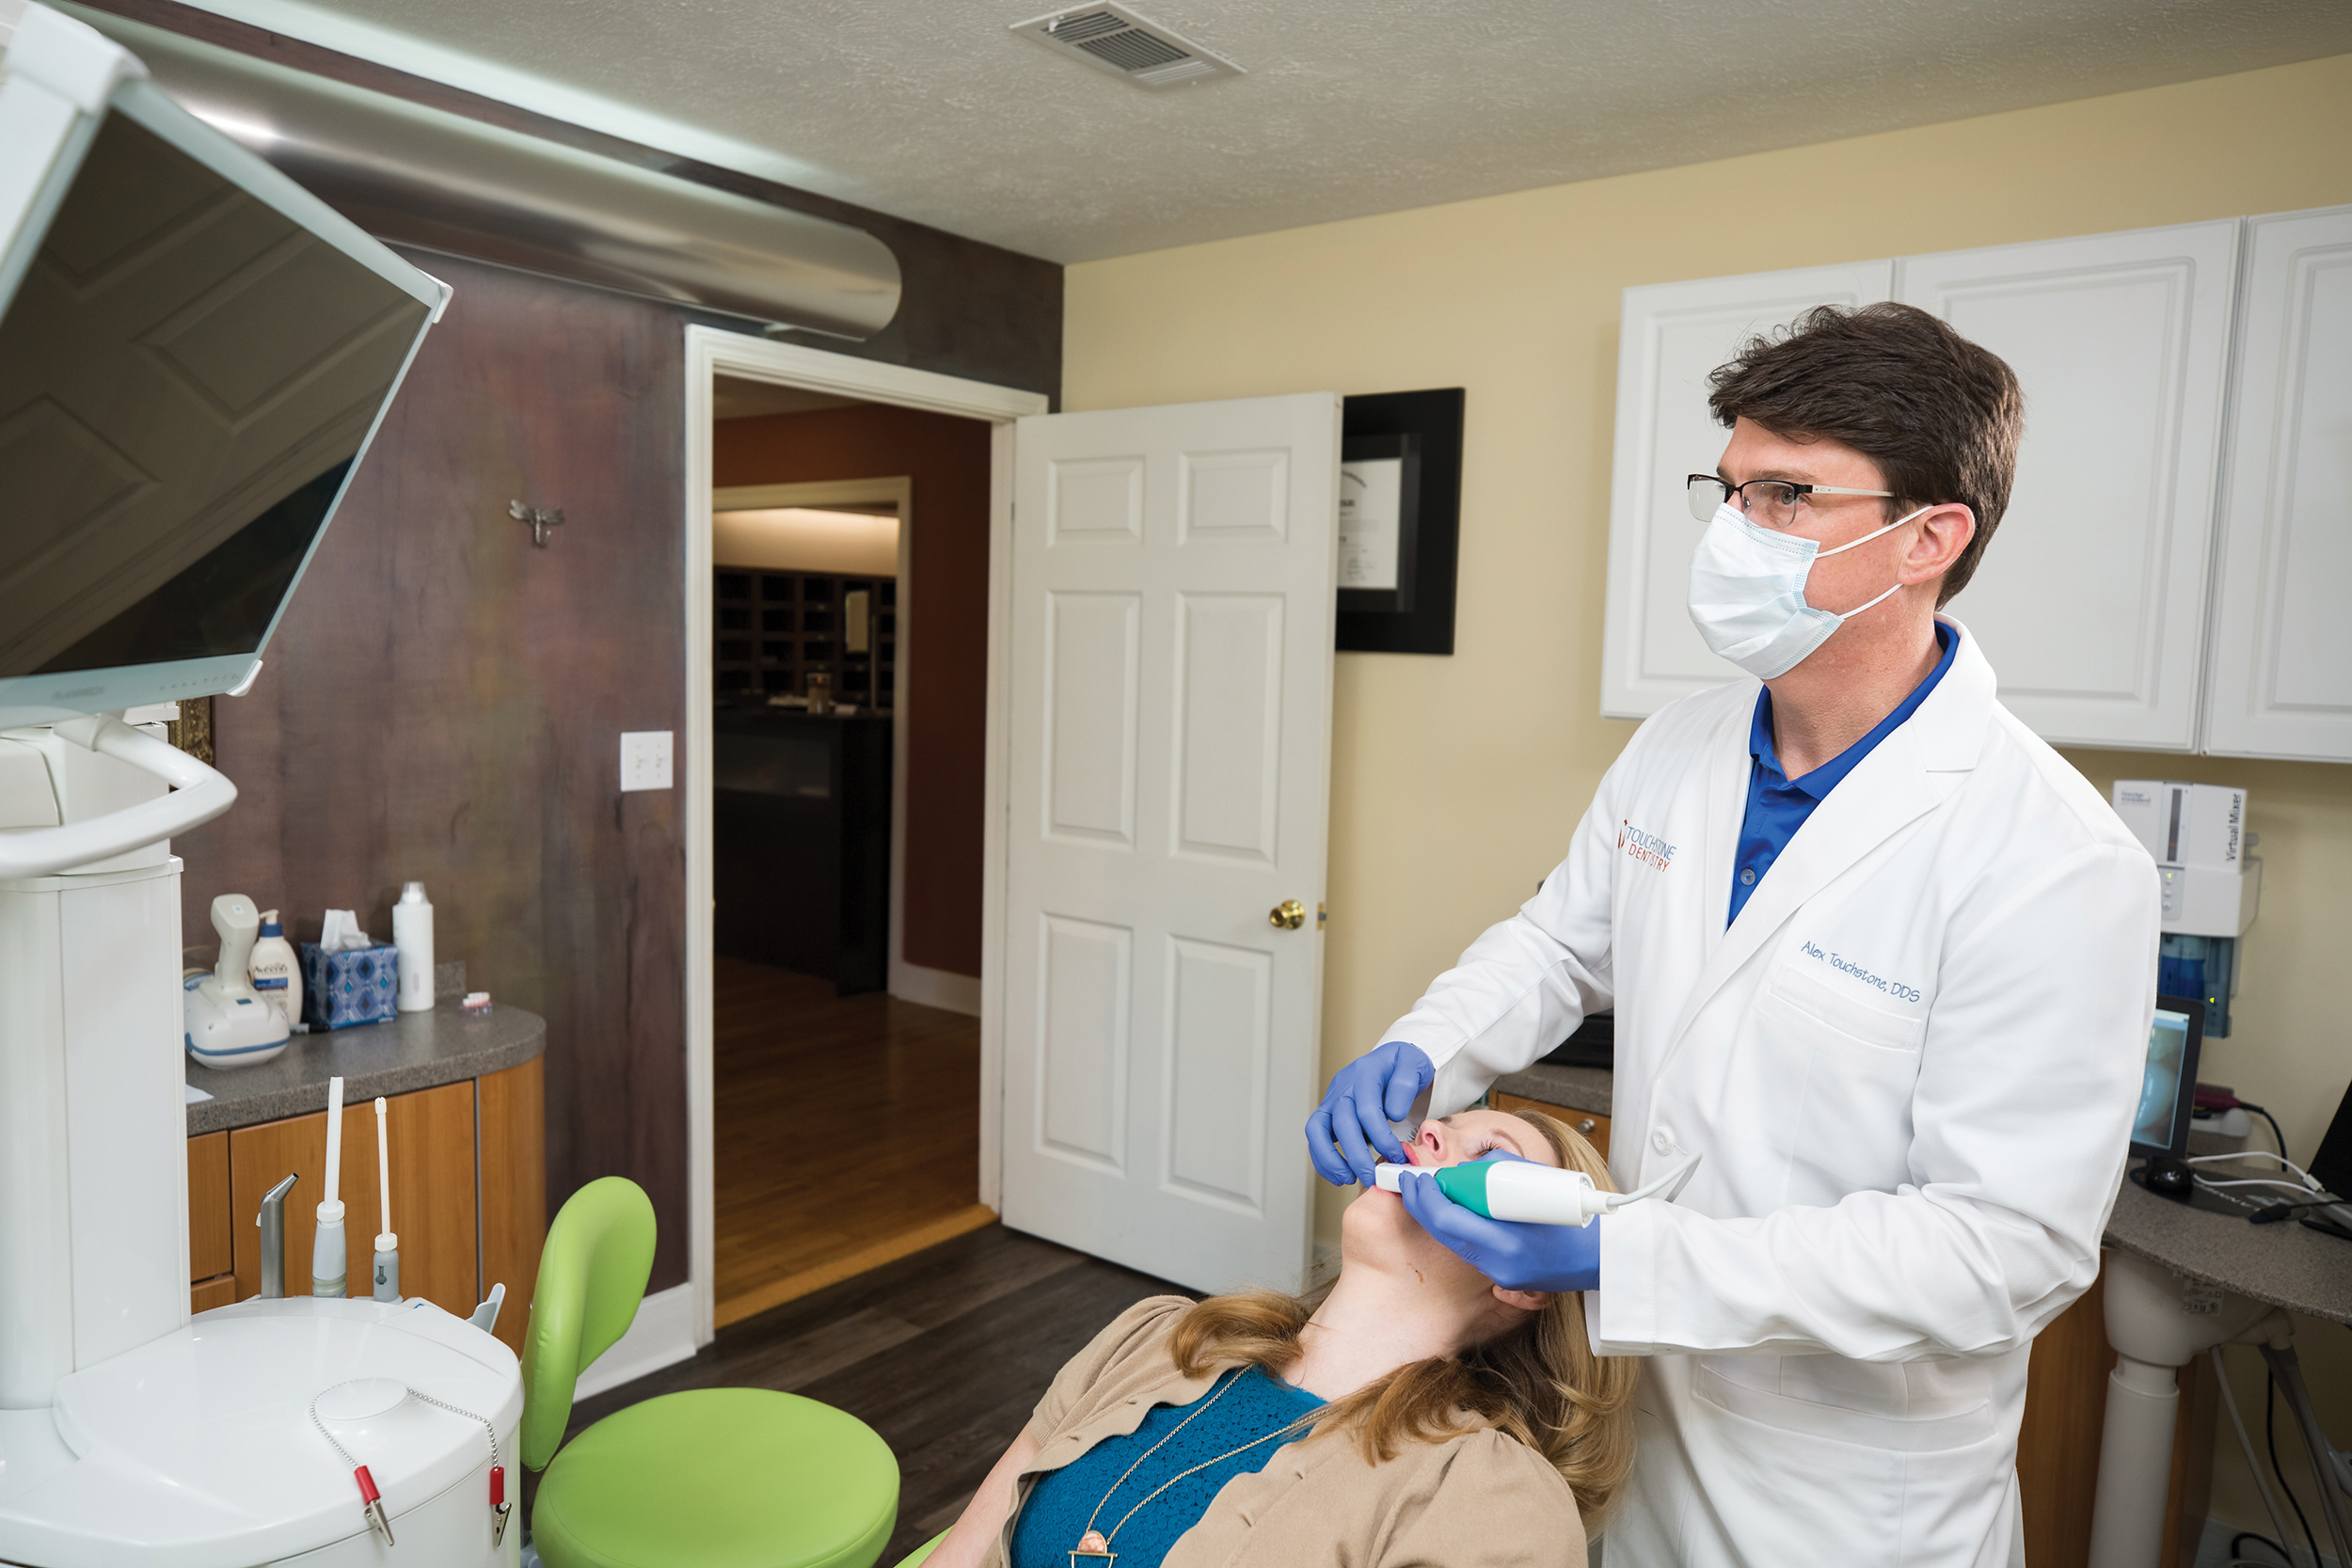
{"left": 1004, "top": 392, "right": 1339, "bottom": 1294}
{"left": 1903, "top": 220, "right": 2239, "bottom": 750}
{"left": 2203, "top": 205, "right": 2352, "bottom": 761}
{"left": 1602, "top": 261, "right": 1898, "bottom": 718}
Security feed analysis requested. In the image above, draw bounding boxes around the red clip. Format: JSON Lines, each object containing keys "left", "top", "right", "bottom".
{"left": 353, "top": 1465, "right": 395, "bottom": 1547}
{"left": 490, "top": 1463, "right": 513, "bottom": 1545}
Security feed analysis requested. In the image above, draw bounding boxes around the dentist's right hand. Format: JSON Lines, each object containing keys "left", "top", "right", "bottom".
{"left": 1306, "top": 1040, "right": 1434, "bottom": 1187}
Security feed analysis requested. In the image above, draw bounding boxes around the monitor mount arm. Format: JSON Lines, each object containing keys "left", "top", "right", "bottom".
{"left": 0, "top": 713, "right": 237, "bottom": 878}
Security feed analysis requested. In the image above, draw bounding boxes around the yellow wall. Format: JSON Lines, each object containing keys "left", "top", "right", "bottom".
{"left": 1064, "top": 52, "right": 2352, "bottom": 1544}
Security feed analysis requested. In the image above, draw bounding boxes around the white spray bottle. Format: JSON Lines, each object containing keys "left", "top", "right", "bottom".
{"left": 312, "top": 1075, "right": 347, "bottom": 1297}
{"left": 372, "top": 1096, "right": 400, "bottom": 1302}
{"left": 392, "top": 881, "right": 435, "bottom": 1013}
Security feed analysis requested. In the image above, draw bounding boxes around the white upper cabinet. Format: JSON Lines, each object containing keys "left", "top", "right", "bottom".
{"left": 1601, "top": 261, "right": 1895, "bottom": 719}
{"left": 2202, "top": 205, "right": 2352, "bottom": 763}
{"left": 1901, "top": 221, "right": 2240, "bottom": 751}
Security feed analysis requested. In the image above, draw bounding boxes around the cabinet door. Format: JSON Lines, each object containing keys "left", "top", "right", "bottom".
{"left": 1602, "top": 261, "right": 1895, "bottom": 719}
{"left": 2202, "top": 205, "right": 2352, "bottom": 762}
{"left": 1900, "top": 221, "right": 2240, "bottom": 751}
{"left": 228, "top": 1082, "right": 478, "bottom": 1314}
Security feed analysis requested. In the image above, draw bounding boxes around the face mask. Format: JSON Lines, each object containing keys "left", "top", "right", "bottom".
{"left": 1686, "top": 501, "right": 1930, "bottom": 680}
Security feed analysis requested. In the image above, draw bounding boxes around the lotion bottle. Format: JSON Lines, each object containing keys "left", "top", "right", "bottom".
{"left": 248, "top": 909, "right": 302, "bottom": 1029}
{"left": 392, "top": 881, "right": 435, "bottom": 1012}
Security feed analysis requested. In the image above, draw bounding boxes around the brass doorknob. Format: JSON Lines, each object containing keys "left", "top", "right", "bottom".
{"left": 1269, "top": 899, "right": 1307, "bottom": 930}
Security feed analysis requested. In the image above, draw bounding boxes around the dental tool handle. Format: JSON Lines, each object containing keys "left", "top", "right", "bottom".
{"left": 315, "top": 1076, "right": 347, "bottom": 1295}
{"left": 312, "top": 1206, "right": 346, "bottom": 1297}
{"left": 1375, "top": 1161, "right": 1606, "bottom": 1225}
{"left": 372, "top": 1096, "right": 400, "bottom": 1301}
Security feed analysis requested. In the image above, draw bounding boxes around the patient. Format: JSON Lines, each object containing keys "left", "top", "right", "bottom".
{"left": 928, "top": 1109, "right": 1637, "bottom": 1568}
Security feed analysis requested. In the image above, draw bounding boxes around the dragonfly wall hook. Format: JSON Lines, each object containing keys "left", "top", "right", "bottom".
{"left": 509, "top": 499, "right": 565, "bottom": 547}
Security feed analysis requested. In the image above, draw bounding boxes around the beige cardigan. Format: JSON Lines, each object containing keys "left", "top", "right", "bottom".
{"left": 978, "top": 1296, "right": 1587, "bottom": 1568}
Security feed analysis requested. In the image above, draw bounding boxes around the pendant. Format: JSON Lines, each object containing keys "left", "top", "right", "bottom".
{"left": 1069, "top": 1528, "right": 1118, "bottom": 1565}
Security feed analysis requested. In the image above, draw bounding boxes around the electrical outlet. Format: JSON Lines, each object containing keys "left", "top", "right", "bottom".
{"left": 619, "top": 731, "right": 673, "bottom": 792}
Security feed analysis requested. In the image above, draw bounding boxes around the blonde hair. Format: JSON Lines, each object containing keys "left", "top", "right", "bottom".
{"left": 1168, "top": 1110, "right": 1640, "bottom": 1518}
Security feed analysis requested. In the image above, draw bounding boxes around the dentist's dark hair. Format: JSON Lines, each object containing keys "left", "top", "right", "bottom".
{"left": 1707, "top": 301, "right": 2023, "bottom": 604}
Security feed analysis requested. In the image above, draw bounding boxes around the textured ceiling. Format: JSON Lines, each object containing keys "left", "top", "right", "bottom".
{"left": 167, "top": 0, "right": 2352, "bottom": 262}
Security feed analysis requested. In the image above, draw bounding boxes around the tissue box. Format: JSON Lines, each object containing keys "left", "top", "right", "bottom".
{"left": 301, "top": 942, "right": 400, "bottom": 1030}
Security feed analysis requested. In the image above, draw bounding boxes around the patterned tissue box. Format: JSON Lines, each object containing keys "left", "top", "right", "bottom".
{"left": 300, "top": 942, "right": 400, "bottom": 1030}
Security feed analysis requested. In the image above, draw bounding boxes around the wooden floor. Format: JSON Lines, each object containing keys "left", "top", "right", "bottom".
{"left": 564, "top": 1223, "right": 1185, "bottom": 1565}
{"left": 715, "top": 957, "right": 991, "bottom": 1326}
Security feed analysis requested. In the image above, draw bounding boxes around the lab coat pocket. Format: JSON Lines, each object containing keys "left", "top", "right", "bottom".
{"left": 1758, "top": 963, "right": 1924, "bottom": 1202}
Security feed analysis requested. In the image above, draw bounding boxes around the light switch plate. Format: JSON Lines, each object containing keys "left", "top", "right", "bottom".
{"left": 620, "top": 730, "right": 673, "bottom": 792}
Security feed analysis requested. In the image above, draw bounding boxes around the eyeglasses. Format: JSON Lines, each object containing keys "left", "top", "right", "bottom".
{"left": 1687, "top": 474, "right": 1894, "bottom": 530}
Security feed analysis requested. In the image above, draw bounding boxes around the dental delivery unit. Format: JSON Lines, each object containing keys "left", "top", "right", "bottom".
{"left": 0, "top": 3, "right": 519, "bottom": 1561}
{"left": 1376, "top": 1151, "right": 1702, "bottom": 1224}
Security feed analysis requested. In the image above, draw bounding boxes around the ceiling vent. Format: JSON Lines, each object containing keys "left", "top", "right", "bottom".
{"left": 1011, "top": 4, "right": 1243, "bottom": 88}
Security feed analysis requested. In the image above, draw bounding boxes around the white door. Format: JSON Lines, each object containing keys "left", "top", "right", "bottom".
{"left": 1601, "top": 261, "right": 1896, "bottom": 719}
{"left": 2202, "top": 204, "right": 2352, "bottom": 763}
{"left": 1000, "top": 394, "right": 1340, "bottom": 1296}
{"left": 1901, "top": 220, "right": 2240, "bottom": 751}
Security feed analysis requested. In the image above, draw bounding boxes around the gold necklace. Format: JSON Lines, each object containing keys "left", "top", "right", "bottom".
{"left": 1068, "top": 1368, "right": 1324, "bottom": 1567}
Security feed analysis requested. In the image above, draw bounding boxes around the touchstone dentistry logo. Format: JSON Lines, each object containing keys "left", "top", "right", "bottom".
{"left": 1620, "top": 820, "right": 1677, "bottom": 872}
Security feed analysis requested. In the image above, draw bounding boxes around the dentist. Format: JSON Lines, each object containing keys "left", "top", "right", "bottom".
{"left": 1308, "top": 303, "right": 2158, "bottom": 1567}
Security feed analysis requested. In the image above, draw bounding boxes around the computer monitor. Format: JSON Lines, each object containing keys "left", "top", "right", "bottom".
{"left": 2130, "top": 995, "right": 2205, "bottom": 1161}
{"left": 0, "top": 5, "right": 446, "bottom": 728}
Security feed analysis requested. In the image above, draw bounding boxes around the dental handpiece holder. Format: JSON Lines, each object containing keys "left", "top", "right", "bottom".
{"left": 1378, "top": 1151, "right": 1701, "bottom": 1224}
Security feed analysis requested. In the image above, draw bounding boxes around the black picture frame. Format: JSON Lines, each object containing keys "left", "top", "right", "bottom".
{"left": 1337, "top": 388, "right": 1463, "bottom": 655}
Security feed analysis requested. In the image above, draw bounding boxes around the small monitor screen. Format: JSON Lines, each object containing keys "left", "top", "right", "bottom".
{"left": 0, "top": 104, "right": 431, "bottom": 679}
{"left": 2133, "top": 1006, "right": 2197, "bottom": 1156}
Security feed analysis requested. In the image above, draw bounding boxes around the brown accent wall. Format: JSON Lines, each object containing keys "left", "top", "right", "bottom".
{"left": 715, "top": 406, "right": 990, "bottom": 978}
{"left": 175, "top": 254, "right": 692, "bottom": 1291}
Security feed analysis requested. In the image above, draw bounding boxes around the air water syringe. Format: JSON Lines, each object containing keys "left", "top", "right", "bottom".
{"left": 1376, "top": 1150, "right": 1701, "bottom": 1226}
{"left": 372, "top": 1096, "right": 400, "bottom": 1303}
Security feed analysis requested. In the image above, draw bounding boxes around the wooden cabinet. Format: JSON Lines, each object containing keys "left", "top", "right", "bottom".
{"left": 1905, "top": 221, "right": 2240, "bottom": 752}
{"left": 228, "top": 1081, "right": 478, "bottom": 1313}
{"left": 187, "top": 1059, "right": 544, "bottom": 1359}
{"left": 1491, "top": 1092, "right": 1610, "bottom": 1161}
{"left": 2202, "top": 204, "right": 2352, "bottom": 762}
{"left": 187, "top": 1131, "right": 232, "bottom": 1309}
{"left": 1601, "top": 261, "right": 1896, "bottom": 720}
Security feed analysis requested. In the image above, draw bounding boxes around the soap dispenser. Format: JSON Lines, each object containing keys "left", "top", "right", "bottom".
{"left": 247, "top": 910, "right": 302, "bottom": 1029}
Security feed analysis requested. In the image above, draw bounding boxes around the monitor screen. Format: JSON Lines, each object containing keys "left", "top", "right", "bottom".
{"left": 2131, "top": 998, "right": 2204, "bottom": 1159}
{"left": 0, "top": 97, "right": 432, "bottom": 691}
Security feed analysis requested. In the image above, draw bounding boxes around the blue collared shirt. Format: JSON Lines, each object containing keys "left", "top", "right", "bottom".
{"left": 1728, "top": 623, "right": 1957, "bottom": 927}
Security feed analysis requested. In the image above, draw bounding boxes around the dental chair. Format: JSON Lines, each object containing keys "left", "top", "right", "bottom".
{"left": 521, "top": 1177, "right": 901, "bottom": 1568}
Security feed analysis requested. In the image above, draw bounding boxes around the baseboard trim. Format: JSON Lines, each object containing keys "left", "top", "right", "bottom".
{"left": 891, "top": 960, "right": 981, "bottom": 1017}
{"left": 575, "top": 1281, "right": 698, "bottom": 1401}
{"left": 714, "top": 1203, "right": 998, "bottom": 1329}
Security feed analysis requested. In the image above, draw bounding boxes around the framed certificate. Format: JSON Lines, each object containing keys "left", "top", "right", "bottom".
{"left": 1337, "top": 388, "right": 1463, "bottom": 654}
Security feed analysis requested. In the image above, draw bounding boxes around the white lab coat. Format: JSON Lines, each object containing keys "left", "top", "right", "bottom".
{"left": 1385, "top": 618, "right": 2158, "bottom": 1568}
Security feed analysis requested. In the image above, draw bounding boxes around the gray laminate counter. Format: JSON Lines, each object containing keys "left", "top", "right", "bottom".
{"left": 1485, "top": 1066, "right": 2352, "bottom": 1322}
{"left": 184, "top": 1002, "right": 546, "bottom": 1136}
{"left": 1492, "top": 1062, "right": 1613, "bottom": 1117}
{"left": 2105, "top": 1175, "right": 2352, "bottom": 1326}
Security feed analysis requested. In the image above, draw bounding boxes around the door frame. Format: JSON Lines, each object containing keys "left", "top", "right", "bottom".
{"left": 682, "top": 326, "right": 1047, "bottom": 1345}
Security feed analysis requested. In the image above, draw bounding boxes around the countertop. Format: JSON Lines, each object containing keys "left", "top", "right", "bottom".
{"left": 1488, "top": 1066, "right": 2352, "bottom": 1323}
{"left": 185, "top": 1001, "right": 545, "bottom": 1136}
{"left": 2105, "top": 1175, "right": 2352, "bottom": 1325}
{"left": 1493, "top": 1061, "right": 1613, "bottom": 1117}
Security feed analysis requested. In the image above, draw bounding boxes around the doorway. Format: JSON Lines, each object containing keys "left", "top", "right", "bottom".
{"left": 683, "top": 333, "right": 1047, "bottom": 1344}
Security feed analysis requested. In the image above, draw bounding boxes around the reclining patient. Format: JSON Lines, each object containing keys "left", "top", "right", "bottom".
{"left": 928, "top": 1108, "right": 1638, "bottom": 1568}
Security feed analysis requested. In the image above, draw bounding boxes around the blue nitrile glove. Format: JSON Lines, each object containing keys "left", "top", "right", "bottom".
{"left": 1397, "top": 1151, "right": 1603, "bottom": 1292}
{"left": 1305, "top": 1040, "right": 1434, "bottom": 1187}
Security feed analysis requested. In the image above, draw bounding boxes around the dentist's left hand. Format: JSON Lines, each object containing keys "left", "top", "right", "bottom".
{"left": 1396, "top": 1151, "right": 1602, "bottom": 1292}
{"left": 1306, "top": 1040, "right": 1433, "bottom": 1187}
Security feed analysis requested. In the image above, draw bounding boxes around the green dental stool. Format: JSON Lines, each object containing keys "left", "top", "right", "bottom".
{"left": 521, "top": 1178, "right": 900, "bottom": 1568}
